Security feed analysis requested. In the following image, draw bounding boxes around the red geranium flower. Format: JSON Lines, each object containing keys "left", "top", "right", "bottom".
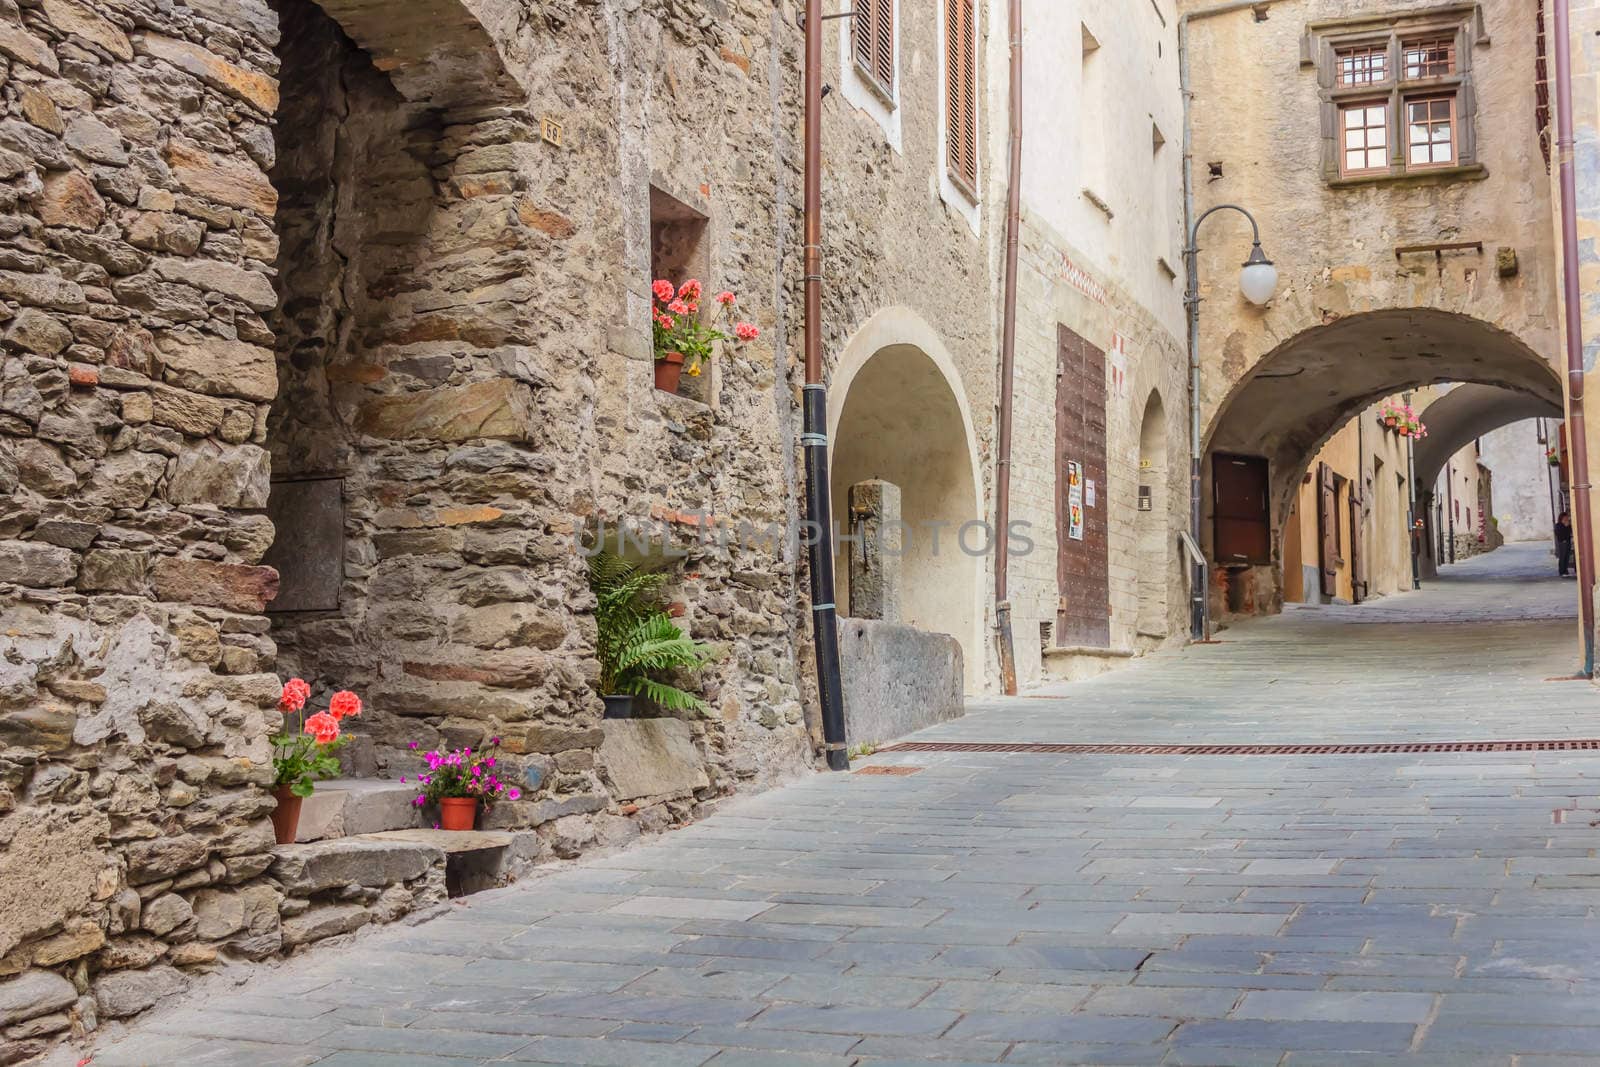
{"left": 652, "top": 279, "right": 675, "bottom": 301}
{"left": 279, "top": 677, "right": 310, "bottom": 713}
{"left": 304, "top": 711, "right": 340, "bottom": 744}
{"left": 328, "top": 690, "right": 362, "bottom": 720}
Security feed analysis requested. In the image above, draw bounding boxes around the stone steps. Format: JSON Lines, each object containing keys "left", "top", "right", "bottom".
{"left": 294, "top": 778, "right": 423, "bottom": 842}
{"left": 272, "top": 827, "right": 537, "bottom": 912}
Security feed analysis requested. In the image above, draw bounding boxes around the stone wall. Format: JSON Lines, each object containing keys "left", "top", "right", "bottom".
{"left": 0, "top": 0, "right": 1020, "bottom": 1052}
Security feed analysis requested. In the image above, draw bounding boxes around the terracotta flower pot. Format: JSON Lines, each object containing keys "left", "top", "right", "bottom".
{"left": 439, "top": 797, "right": 478, "bottom": 831}
{"left": 654, "top": 351, "right": 684, "bottom": 393}
{"left": 270, "top": 785, "right": 302, "bottom": 845}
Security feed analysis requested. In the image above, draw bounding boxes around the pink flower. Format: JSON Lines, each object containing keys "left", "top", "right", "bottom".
{"left": 490, "top": 736, "right": 501, "bottom": 745}
{"left": 715, "top": 291, "right": 736, "bottom": 306}
{"left": 652, "top": 279, "right": 675, "bottom": 301}
{"left": 667, "top": 299, "right": 690, "bottom": 316}
{"left": 304, "top": 711, "right": 340, "bottom": 744}
{"left": 414, "top": 795, "right": 425, "bottom": 806}
{"left": 328, "top": 690, "right": 362, "bottom": 720}
{"left": 507, "top": 788, "right": 522, "bottom": 801}
{"left": 485, "top": 757, "right": 496, "bottom": 767}
{"left": 278, "top": 678, "right": 310, "bottom": 713}
{"left": 657, "top": 314, "right": 674, "bottom": 331}
{"left": 678, "top": 279, "right": 703, "bottom": 302}
{"left": 408, "top": 741, "right": 419, "bottom": 749}
{"left": 734, "top": 322, "right": 760, "bottom": 342}
{"left": 399, "top": 777, "right": 407, "bottom": 784}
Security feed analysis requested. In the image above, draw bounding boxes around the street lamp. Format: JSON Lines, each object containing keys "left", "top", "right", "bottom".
{"left": 1184, "top": 203, "right": 1276, "bottom": 642}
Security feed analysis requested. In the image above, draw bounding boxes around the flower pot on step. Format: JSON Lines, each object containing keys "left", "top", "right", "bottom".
{"left": 602, "top": 694, "right": 634, "bottom": 719}
{"left": 654, "top": 351, "right": 684, "bottom": 393}
{"left": 439, "top": 796, "right": 478, "bottom": 831}
{"left": 270, "top": 785, "right": 302, "bottom": 845}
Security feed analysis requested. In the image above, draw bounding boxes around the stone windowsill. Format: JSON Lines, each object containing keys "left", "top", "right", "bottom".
{"left": 1327, "top": 162, "right": 1488, "bottom": 190}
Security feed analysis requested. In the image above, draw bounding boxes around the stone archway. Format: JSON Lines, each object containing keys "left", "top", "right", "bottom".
{"left": 828, "top": 308, "right": 985, "bottom": 694}
{"left": 1413, "top": 384, "right": 1562, "bottom": 490}
{"left": 1201, "top": 309, "right": 1562, "bottom": 613}
{"left": 1135, "top": 390, "right": 1170, "bottom": 638}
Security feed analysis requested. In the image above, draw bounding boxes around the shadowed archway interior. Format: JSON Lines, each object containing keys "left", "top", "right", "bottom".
{"left": 1203, "top": 308, "right": 1563, "bottom": 612}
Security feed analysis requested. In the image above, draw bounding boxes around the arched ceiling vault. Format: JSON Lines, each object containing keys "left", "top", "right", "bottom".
{"left": 1412, "top": 385, "right": 1562, "bottom": 489}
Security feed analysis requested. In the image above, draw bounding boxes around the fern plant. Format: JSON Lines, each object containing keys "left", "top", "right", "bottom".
{"left": 588, "top": 552, "right": 716, "bottom": 714}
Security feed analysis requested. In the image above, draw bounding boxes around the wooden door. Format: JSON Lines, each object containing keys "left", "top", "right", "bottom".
{"left": 1055, "top": 324, "right": 1109, "bottom": 648}
{"left": 1213, "top": 454, "right": 1271, "bottom": 565}
{"left": 1317, "top": 462, "right": 1337, "bottom": 597}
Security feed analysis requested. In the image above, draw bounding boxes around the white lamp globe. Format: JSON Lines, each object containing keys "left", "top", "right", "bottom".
{"left": 1239, "top": 245, "right": 1277, "bottom": 305}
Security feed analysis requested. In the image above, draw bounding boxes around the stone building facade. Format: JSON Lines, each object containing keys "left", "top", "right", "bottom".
{"left": 0, "top": 0, "right": 1023, "bottom": 1051}
{"left": 1185, "top": 0, "right": 1564, "bottom": 614}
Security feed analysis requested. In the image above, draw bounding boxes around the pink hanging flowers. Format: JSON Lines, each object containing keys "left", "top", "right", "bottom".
{"left": 651, "top": 277, "right": 762, "bottom": 379}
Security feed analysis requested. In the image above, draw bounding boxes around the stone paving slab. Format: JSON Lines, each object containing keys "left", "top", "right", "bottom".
{"left": 56, "top": 546, "right": 1600, "bottom": 1065}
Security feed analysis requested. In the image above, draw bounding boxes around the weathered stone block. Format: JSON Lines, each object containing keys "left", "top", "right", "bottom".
{"left": 163, "top": 136, "right": 276, "bottom": 215}
{"left": 0, "top": 22, "right": 60, "bottom": 75}
{"left": 356, "top": 379, "right": 533, "bottom": 442}
{"left": 39, "top": 171, "right": 106, "bottom": 230}
{"left": 157, "top": 333, "right": 277, "bottom": 402}
{"left": 280, "top": 903, "right": 369, "bottom": 948}
{"left": 5, "top": 309, "right": 73, "bottom": 355}
{"left": 0, "top": 540, "right": 76, "bottom": 586}
{"left": 151, "top": 385, "right": 226, "bottom": 436}
{"left": 41, "top": 0, "right": 134, "bottom": 61}
{"left": 270, "top": 838, "right": 441, "bottom": 893}
{"left": 166, "top": 441, "right": 271, "bottom": 508}
{"left": 191, "top": 885, "right": 280, "bottom": 941}
{"left": 151, "top": 257, "right": 277, "bottom": 311}
{"left": 137, "top": 33, "right": 278, "bottom": 112}
{"left": 139, "top": 892, "right": 193, "bottom": 937}
{"left": 598, "top": 718, "right": 710, "bottom": 801}
{"left": 837, "top": 618, "right": 964, "bottom": 746}
{"left": 93, "top": 964, "right": 185, "bottom": 1019}
{"left": 124, "top": 833, "right": 210, "bottom": 885}
{"left": 0, "top": 709, "right": 77, "bottom": 753}
{"left": 0, "top": 970, "right": 75, "bottom": 1026}
{"left": 81, "top": 450, "right": 168, "bottom": 509}
{"left": 152, "top": 558, "right": 279, "bottom": 613}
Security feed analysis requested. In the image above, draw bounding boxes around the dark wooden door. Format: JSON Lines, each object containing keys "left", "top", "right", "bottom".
{"left": 1317, "top": 462, "right": 1338, "bottom": 596}
{"left": 1213, "top": 453, "right": 1271, "bottom": 566}
{"left": 1055, "top": 324, "right": 1109, "bottom": 648}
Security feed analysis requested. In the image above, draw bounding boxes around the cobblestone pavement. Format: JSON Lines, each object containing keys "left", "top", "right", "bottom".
{"left": 72, "top": 544, "right": 1600, "bottom": 1067}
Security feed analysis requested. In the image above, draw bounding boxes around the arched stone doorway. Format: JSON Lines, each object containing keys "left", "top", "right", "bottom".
{"left": 828, "top": 309, "right": 984, "bottom": 693}
{"left": 1202, "top": 309, "right": 1563, "bottom": 614}
{"left": 1135, "top": 390, "right": 1170, "bottom": 639}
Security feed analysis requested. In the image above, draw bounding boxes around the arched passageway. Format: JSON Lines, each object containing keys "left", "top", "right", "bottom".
{"left": 829, "top": 329, "right": 984, "bottom": 693}
{"left": 1136, "top": 391, "right": 1170, "bottom": 638}
{"left": 1202, "top": 309, "right": 1563, "bottom": 615}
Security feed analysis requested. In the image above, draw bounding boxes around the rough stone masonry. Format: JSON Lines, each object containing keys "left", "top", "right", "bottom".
{"left": 0, "top": 0, "right": 960, "bottom": 1055}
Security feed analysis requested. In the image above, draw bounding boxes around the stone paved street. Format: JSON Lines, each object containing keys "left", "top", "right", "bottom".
{"left": 67, "top": 544, "right": 1600, "bottom": 1066}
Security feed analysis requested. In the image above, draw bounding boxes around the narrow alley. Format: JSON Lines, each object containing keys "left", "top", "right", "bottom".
{"left": 72, "top": 544, "right": 1600, "bottom": 1067}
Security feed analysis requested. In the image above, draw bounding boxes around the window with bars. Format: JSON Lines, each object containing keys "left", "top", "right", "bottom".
{"left": 944, "top": 0, "right": 978, "bottom": 195}
{"left": 1310, "top": 12, "right": 1482, "bottom": 184}
{"left": 1336, "top": 45, "right": 1387, "bottom": 86}
{"left": 1402, "top": 37, "right": 1454, "bottom": 78}
{"left": 852, "top": 0, "right": 895, "bottom": 102}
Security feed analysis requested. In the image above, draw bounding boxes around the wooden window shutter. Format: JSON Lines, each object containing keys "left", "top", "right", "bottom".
{"left": 945, "top": 0, "right": 978, "bottom": 190}
{"left": 854, "top": 0, "right": 895, "bottom": 95}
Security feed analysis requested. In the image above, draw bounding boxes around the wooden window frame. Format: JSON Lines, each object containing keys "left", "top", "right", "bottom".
{"left": 1335, "top": 43, "right": 1389, "bottom": 87}
{"left": 944, "top": 0, "right": 979, "bottom": 199}
{"left": 1304, "top": 5, "right": 1488, "bottom": 186}
{"left": 852, "top": 0, "right": 896, "bottom": 106}
{"left": 1338, "top": 99, "right": 1392, "bottom": 178}
{"left": 1403, "top": 93, "right": 1458, "bottom": 169}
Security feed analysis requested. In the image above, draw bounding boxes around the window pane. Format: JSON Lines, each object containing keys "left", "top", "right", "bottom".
{"left": 1368, "top": 148, "right": 1387, "bottom": 168}
{"left": 1345, "top": 130, "right": 1363, "bottom": 149}
{"left": 1347, "top": 150, "right": 1364, "bottom": 169}
{"left": 1432, "top": 142, "right": 1452, "bottom": 163}
{"left": 1367, "top": 107, "right": 1386, "bottom": 125}
{"left": 1410, "top": 145, "right": 1428, "bottom": 164}
{"left": 1432, "top": 124, "right": 1450, "bottom": 142}
{"left": 1371, "top": 126, "right": 1386, "bottom": 147}
{"left": 1345, "top": 108, "right": 1362, "bottom": 129}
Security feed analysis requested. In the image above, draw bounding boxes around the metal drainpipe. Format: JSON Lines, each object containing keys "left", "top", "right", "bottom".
{"left": 1445, "top": 459, "right": 1456, "bottom": 565}
{"left": 801, "top": 0, "right": 848, "bottom": 769}
{"left": 1179, "top": 0, "right": 1278, "bottom": 642}
{"left": 993, "top": 0, "right": 1023, "bottom": 696}
{"left": 1404, "top": 393, "right": 1420, "bottom": 589}
{"left": 1552, "top": 0, "right": 1597, "bottom": 676}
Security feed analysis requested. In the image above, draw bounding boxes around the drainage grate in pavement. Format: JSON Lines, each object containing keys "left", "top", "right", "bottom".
{"left": 879, "top": 738, "right": 1600, "bottom": 756}
{"left": 854, "top": 764, "right": 923, "bottom": 775}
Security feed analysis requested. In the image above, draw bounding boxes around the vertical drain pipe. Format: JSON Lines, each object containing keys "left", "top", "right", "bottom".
{"left": 1553, "top": 0, "right": 1596, "bottom": 675}
{"left": 801, "top": 0, "right": 849, "bottom": 768}
{"left": 993, "top": 0, "right": 1024, "bottom": 696}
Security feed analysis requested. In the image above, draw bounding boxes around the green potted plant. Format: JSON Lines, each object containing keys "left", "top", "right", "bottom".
{"left": 651, "top": 279, "right": 760, "bottom": 393}
{"left": 588, "top": 551, "right": 716, "bottom": 718}
{"left": 270, "top": 679, "right": 361, "bottom": 844}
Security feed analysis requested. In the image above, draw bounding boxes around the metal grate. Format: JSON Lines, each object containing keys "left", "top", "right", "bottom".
{"left": 879, "top": 739, "right": 1600, "bottom": 756}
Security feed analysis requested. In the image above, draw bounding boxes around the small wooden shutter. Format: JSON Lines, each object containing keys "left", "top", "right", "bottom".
{"left": 1318, "top": 463, "right": 1338, "bottom": 596}
{"left": 945, "top": 0, "right": 977, "bottom": 190}
{"left": 857, "top": 0, "right": 896, "bottom": 92}
{"left": 854, "top": 0, "right": 894, "bottom": 93}
{"left": 1213, "top": 454, "right": 1271, "bottom": 565}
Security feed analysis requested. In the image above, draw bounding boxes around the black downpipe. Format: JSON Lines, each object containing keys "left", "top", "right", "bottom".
{"left": 802, "top": 384, "right": 849, "bottom": 771}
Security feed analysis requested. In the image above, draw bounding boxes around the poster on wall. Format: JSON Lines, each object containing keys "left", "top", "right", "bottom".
{"left": 1086, "top": 480, "right": 1097, "bottom": 508}
{"left": 1067, "top": 460, "right": 1085, "bottom": 541}
{"left": 1108, "top": 333, "right": 1130, "bottom": 399}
